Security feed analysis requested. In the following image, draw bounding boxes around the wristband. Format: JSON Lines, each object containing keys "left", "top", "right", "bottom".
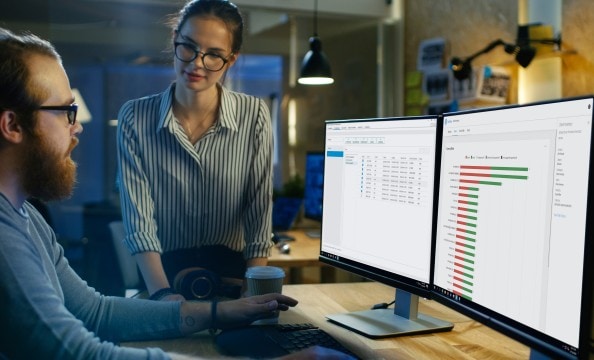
{"left": 148, "top": 287, "right": 175, "bottom": 301}
{"left": 209, "top": 299, "right": 218, "bottom": 335}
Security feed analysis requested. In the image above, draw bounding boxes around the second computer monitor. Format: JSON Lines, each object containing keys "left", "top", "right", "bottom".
{"left": 433, "top": 96, "right": 594, "bottom": 359}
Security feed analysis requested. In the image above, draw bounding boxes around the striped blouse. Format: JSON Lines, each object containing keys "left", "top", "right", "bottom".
{"left": 117, "top": 83, "right": 273, "bottom": 260}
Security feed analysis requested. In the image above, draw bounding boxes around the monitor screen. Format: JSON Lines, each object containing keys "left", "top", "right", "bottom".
{"left": 303, "top": 151, "right": 325, "bottom": 222}
{"left": 433, "top": 97, "right": 594, "bottom": 359}
{"left": 320, "top": 116, "right": 452, "bottom": 337}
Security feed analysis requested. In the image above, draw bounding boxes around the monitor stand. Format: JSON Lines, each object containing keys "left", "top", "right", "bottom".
{"left": 326, "top": 288, "right": 453, "bottom": 338}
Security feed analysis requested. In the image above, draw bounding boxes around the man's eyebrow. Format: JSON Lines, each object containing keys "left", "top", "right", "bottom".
{"left": 60, "top": 96, "right": 75, "bottom": 106}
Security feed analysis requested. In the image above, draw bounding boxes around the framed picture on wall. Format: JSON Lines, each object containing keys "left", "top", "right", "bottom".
{"left": 422, "top": 69, "right": 450, "bottom": 101}
{"left": 476, "top": 66, "right": 511, "bottom": 103}
{"left": 417, "top": 37, "right": 446, "bottom": 71}
{"left": 451, "top": 68, "right": 479, "bottom": 102}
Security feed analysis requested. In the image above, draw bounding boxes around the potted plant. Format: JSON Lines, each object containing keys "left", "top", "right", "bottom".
{"left": 272, "top": 174, "right": 304, "bottom": 231}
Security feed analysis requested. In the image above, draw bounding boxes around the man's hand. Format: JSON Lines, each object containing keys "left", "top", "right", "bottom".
{"left": 216, "top": 293, "right": 298, "bottom": 329}
{"left": 179, "top": 293, "right": 298, "bottom": 335}
{"left": 279, "top": 346, "right": 357, "bottom": 360}
{"left": 169, "top": 346, "right": 356, "bottom": 360}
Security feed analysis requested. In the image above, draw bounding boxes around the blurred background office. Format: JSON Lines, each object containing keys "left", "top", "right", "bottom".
{"left": 1, "top": 0, "right": 593, "bottom": 294}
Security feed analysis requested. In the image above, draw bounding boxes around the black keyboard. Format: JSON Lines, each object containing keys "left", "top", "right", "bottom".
{"left": 215, "top": 323, "right": 359, "bottom": 359}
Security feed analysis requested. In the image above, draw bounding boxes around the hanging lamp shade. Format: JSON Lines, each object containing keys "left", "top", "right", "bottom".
{"left": 297, "top": 0, "right": 334, "bottom": 85}
{"left": 298, "top": 36, "right": 334, "bottom": 85}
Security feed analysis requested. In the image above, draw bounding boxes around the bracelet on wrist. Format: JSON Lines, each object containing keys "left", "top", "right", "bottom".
{"left": 148, "top": 287, "right": 175, "bottom": 301}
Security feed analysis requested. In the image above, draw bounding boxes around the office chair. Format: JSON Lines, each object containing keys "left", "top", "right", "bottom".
{"left": 108, "top": 221, "right": 142, "bottom": 297}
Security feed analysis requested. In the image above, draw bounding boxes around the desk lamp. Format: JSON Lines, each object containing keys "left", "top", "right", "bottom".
{"left": 450, "top": 25, "right": 561, "bottom": 81}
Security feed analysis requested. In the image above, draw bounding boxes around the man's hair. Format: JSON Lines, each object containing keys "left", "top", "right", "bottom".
{"left": 0, "top": 27, "right": 62, "bottom": 132}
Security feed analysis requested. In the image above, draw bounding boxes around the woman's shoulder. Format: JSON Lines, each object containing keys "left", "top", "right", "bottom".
{"left": 222, "top": 86, "right": 263, "bottom": 105}
{"left": 122, "top": 86, "right": 171, "bottom": 110}
{"left": 119, "top": 85, "right": 173, "bottom": 121}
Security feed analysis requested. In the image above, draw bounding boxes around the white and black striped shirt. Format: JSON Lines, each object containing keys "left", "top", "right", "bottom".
{"left": 117, "top": 83, "right": 273, "bottom": 260}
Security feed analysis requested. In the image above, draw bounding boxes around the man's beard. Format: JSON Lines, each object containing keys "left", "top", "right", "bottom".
{"left": 21, "top": 130, "right": 78, "bottom": 202}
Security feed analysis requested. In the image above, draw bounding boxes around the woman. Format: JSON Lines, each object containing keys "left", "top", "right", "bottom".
{"left": 117, "top": 0, "right": 273, "bottom": 301}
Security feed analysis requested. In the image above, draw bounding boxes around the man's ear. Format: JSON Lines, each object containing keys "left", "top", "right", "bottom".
{"left": 0, "top": 110, "right": 25, "bottom": 144}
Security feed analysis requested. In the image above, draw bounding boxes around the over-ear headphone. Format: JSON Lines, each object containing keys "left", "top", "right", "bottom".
{"left": 173, "top": 267, "right": 242, "bottom": 300}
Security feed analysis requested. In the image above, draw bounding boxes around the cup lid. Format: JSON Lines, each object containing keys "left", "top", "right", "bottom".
{"left": 245, "top": 266, "right": 285, "bottom": 279}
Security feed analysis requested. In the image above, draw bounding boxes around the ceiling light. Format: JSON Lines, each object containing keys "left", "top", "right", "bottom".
{"left": 297, "top": 0, "right": 334, "bottom": 85}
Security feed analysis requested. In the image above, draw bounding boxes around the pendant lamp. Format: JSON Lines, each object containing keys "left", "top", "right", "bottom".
{"left": 297, "top": 0, "right": 334, "bottom": 85}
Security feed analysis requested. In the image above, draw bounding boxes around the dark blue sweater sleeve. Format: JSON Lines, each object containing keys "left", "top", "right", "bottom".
{"left": 0, "top": 198, "right": 180, "bottom": 359}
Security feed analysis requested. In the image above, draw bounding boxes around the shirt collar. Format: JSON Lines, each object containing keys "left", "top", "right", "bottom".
{"left": 218, "top": 85, "right": 239, "bottom": 132}
{"left": 157, "top": 83, "right": 239, "bottom": 133}
{"left": 156, "top": 83, "right": 176, "bottom": 132}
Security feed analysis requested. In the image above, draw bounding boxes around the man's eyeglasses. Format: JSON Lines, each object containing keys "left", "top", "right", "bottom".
{"left": 174, "top": 42, "right": 232, "bottom": 72}
{"left": 37, "top": 103, "right": 78, "bottom": 125}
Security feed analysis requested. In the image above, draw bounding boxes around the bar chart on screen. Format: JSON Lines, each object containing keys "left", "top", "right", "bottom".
{"left": 435, "top": 135, "right": 554, "bottom": 326}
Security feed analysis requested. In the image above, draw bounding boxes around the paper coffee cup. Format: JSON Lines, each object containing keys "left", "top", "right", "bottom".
{"left": 245, "top": 266, "right": 285, "bottom": 324}
{"left": 245, "top": 266, "right": 285, "bottom": 296}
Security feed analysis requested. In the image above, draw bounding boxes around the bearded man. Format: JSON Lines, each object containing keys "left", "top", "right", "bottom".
{"left": 0, "top": 27, "right": 351, "bottom": 360}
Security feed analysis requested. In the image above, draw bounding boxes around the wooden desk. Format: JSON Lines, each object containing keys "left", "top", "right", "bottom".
{"left": 268, "top": 229, "right": 320, "bottom": 267}
{"left": 125, "top": 282, "right": 531, "bottom": 359}
{"left": 267, "top": 229, "right": 335, "bottom": 283}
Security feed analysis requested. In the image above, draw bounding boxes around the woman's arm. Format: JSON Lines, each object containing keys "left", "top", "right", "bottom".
{"left": 117, "top": 99, "right": 182, "bottom": 301}
{"left": 134, "top": 251, "right": 184, "bottom": 300}
{"left": 246, "top": 257, "right": 268, "bottom": 268}
{"left": 243, "top": 99, "right": 275, "bottom": 261}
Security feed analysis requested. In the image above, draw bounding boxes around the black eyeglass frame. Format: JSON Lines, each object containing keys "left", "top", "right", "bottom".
{"left": 37, "top": 103, "right": 78, "bottom": 125}
{"left": 173, "top": 41, "right": 232, "bottom": 72}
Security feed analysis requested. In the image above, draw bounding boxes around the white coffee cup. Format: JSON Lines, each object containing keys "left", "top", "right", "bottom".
{"left": 245, "top": 266, "right": 285, "bottom": 296}
{"left": 245, "top": 266, "right": 285, "bottom": 324}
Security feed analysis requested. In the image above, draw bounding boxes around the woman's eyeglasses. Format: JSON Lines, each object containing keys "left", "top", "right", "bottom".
{"left": 37, "top": 103, "right": 78, "bottom": 125}
{"left": 174, "top": 42, "right": 232, "bottom": 72}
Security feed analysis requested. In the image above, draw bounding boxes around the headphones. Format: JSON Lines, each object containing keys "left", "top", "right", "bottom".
{"left": 173, "top": 267, "right": 242, "bottom": 300}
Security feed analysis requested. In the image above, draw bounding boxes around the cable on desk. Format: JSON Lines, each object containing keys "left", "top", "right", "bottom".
{"left": 371, "top": 300, "right": 395, "bottom": 310}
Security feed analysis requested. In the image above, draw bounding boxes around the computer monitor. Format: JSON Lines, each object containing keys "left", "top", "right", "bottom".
{"left": 319, "top": 115, "right": 453, "bottom": 338}
{"left": 433, "top": 97, "right": 594, "bottom": 359}
{"left": 303, "top": 151, "right": 325, "bottom": 237}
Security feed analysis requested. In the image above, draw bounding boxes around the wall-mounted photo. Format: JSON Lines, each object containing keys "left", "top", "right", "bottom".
{"left": 477, "top": 66, "right": 511, "bottom": 103}
{"left": 422, "top": 69, "right": 450, "bottom": 101}
{"left": 417, "top": 37, "right": 446, "bottom": 71}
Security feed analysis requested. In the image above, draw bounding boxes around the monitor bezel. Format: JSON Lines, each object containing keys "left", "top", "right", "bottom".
{"left": 318, "top": 115, "right": 442, "bottom": 300}
{"left": 432, "top": 96, "right": 594, "bottom": 360}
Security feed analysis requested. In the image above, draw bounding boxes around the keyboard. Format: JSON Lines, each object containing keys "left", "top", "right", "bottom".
{"left": 214, "top": 323, "right": 359, "bottom": 359}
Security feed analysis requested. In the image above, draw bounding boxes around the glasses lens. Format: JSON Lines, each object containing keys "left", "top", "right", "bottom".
{"left": 175, "top": 43, "right": 197, "bottom": 62}
{"left": 68, "top": 104, "right": 78, "bottom": 125}
{"left": 203, "top": 54, "right": 226, "bottom": 71}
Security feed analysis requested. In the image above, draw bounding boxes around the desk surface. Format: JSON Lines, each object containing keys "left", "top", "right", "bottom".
{"left": 125, "top": 282, "right": 531, "bottom": 359}
{"left": 267, "top": 229, "right": 321, "bottom": 268}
